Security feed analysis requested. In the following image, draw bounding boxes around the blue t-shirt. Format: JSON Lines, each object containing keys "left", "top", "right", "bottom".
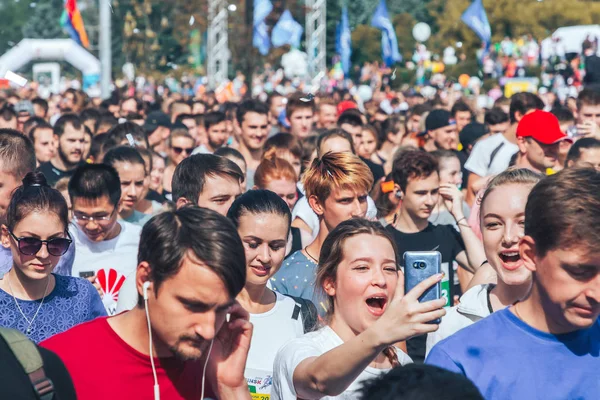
{"left": 426, "top": 308, "right": 600, "bottom": 400}
{"left": 0, "top": 274, "right": 106, "bottom": 343}
{"left": 271, "top": 250, "right": 327, "bottom": 314}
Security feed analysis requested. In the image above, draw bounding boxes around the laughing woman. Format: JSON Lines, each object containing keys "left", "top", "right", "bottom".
{"left": 272, "top": 218, "right": 446, "bottom": 400}
{"left": 426, "top": 168, "right": 542, "bottom": 353}
{"left": 0, "top": 172, "right": 106, "bottom": 343}
{"left": 228, "top": 190, "right": 317, "bottom": 398}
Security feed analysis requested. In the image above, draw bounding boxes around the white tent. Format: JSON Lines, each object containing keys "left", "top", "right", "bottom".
{"left": 541, "top": 25, "right": 600, "bottom": 60}
{"left": 0, "top": 39, "right": 100, "bottom": 78}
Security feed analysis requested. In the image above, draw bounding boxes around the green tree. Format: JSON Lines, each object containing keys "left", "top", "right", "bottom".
{"left": 0, "top": 0, "right": 31, "bottom": 56}
{"left": 22, "top": 0, "right": 66, "bottom": 40}
{"left": 351, "top": 25, "right": 381, "bottom": 67}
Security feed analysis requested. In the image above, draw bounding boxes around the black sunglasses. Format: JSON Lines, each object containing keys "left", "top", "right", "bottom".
{"left": 172, "top": 146, "right": 194, "bottom": 155}
{"left": 9, "top": 231, "right": 72, "bottom": 257}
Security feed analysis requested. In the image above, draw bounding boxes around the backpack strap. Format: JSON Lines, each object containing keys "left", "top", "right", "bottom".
{"left": 283, "top": 295, "right": 319, "bottom": 333}
{"left": 0, "top": 328, "right": 54, "bottom": 400}
{"left": 487, "top": 142, "right": 505, "bottom": 170}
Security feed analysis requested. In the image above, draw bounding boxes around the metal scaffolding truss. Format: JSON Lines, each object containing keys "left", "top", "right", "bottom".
{"left": 305, "top": 0, "right": 326, "bottom": 81}
{"left": 207, "top": 0, "right": 229, "bottom": 89}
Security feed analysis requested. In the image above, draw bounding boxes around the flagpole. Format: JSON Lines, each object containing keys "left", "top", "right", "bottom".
{"left": 99, "top": 0, "right": 112, "bottom": 99}
{"left": 245, "top": 0, "right": 254, "bottom": 91}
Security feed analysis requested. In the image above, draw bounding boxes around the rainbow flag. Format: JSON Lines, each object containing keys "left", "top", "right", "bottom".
{"left": 60, "top": 0, "right": 90, "bottom": 48}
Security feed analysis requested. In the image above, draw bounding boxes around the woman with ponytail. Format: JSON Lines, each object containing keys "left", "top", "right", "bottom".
{"left": 0, "top": 172, "right": 106, "bottom": 343}
{"left": 272, "top": 219, "right": 446, "bottom": 400}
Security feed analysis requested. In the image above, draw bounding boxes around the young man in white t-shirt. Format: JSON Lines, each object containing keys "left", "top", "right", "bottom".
{"left": 464, "top": 92, "right": 544, "bottom": 205}
{"left": 68, "top": 164, "right": 142, "bottom": 315}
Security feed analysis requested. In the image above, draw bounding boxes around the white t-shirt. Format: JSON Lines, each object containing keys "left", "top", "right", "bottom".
{"left": 70, "top": 221, "right": 142, "bottom": 316}
{"left": 464, "top": 133, "right": 518, "bottom": 177}
{"left": 272, "top": 326, "right": 412, "bottom": 400}
{"left": 245, "top": 293, "right": 305, "bottom": 397}
{"left": 292, "top": 196, "right": 378, "bottom": 241}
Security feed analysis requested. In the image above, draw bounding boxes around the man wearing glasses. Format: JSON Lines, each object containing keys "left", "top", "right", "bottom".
{"left": 67, "top": 164, "right": 142, "bottom": 316}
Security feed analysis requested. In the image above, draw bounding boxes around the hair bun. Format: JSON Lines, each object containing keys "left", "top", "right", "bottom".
{"left": 22, "top": 171, "right": 49, "bottom": 188}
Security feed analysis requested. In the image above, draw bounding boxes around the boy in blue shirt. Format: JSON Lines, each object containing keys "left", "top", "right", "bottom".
{"left": 427, "top": 168, "right": 600, "bottom": 400}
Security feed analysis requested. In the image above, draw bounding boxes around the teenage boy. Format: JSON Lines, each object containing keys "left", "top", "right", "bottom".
{"left": 427, "top": 168, "right": 600, "bottom": 399}
{"left": 68, "top": 164, "right": 142, "bottom": 316}
{"left": 272, "top": 152, "right": 373, "bottom": 313}
{"left": 574, "top": 87, "right": 600, "bottom": 140}
{"left": 38, "top": 114, "right": 86, "bottom": 187}
{"left": 387, "top": 149, "right": 485, "bottom": 363}
{"left": 192, "top": 111, "right": 229, "bottom": 154}
{"left": 42, "top": 207, "right": 252, "bottom": 400}
{"left": 465, "top": 93, "right": 544, "bottom": 204}
{"left": 286, "top": 93, "right": 315, "bottom": 139}
{"left": 451, "top": 101, "right": 472, "bottom": 133}
{"left": 514, "top": 110, "right": 571, "bottom": 174}
{"left": 235, "top": 100, "right": 270, "bottom": 189}
{"left": 565, "top": 137, "right": 600, "bottom": 171}
{"left": 316, "top": 97, "right": 338, "bottom": 130}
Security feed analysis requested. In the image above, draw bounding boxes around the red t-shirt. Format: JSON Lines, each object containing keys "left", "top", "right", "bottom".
{"left": 41, "top": 317, "right": 217, "bottom": 400}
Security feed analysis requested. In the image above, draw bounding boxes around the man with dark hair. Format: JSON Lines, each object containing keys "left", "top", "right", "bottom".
{"left": 32, "top": 97, "right": 49, "bottom": 119}
{"left": 42, "top": 207, "right": 253, "bottom": 400}
{"left": 286, "top": 93, "right": 315, "bottom": 139}
{"left": 451, "top": 101, "right": 473, "bottom": 133}
{"left": 193, "top": 111, "right": 228, "bottom": 154}
{"left": 484, "top": 107, "right": 510, "bottom": 135}
{"left": 38, "top": 114, "right": 86, "bottom": 187}
{"left": 575, "top": 87, "right": 600, "bottom": 140}
{"left": 172, "top": 154, "right": 244, "bottom": 216}
{"left": 143, "top": 111, "right": 172, "bottom": 156}
{"left": 0, "top": 104, "right": 18, "bottom": 130}
{"left": 29, "top": 122, "right": 56, "bottom": 166}
{"left": 565, "top": 137, "right": 600, "bottom": 170}
{"left": 267, "top": 92, "right": 286, "bottom": 135}
{"left": 359, "top": 364, "right": 483, "bottom": 400}
{"left": 235, "top": 99, "right": 270, "bottom": 188}
{"left": 68, "top": 164, "right": 142, "bottom": 315}
{"left": 465, "top": 92, "right": 544, "bottom": 205}
{"left": 387, "top": 149, "right": 485, "bottom": 363}
{"left": 406, "top": 103, "right": 431, "bottom": 134}
{"left": 427, "top": 168, "right": 600, "bottom": 399}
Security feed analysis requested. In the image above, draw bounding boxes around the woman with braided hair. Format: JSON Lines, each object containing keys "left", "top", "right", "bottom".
{"left": 272, "top": 218, "right": 446, "bottom": 400}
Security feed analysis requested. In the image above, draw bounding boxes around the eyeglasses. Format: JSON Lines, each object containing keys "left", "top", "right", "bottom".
{"left": 172, "top": 146, "right": 194, "bottom": 155}
{"left": 9, "top": 231, "right": 72, "bottom": 256}
{"left": 73, "top": 208, "right": 117, "bottom": 224}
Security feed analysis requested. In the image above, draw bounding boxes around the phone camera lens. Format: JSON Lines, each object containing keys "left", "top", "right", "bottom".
{"left": 420, "top": 262, "right": 426, "bottom": 269}
{"left": 413, "top": 262, "right": 418, "bottom": 268}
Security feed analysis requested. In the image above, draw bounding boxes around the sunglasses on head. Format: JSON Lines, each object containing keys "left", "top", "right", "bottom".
{"left": 9, "top": 231, "right": 72, "bottom": 257}
{"left": 172, "top": 146, "right": 194, "bottom": 155}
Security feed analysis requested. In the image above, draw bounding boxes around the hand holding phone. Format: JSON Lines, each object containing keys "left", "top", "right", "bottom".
{"left": 370, "top": 269, "right": 446, "bottom": 346}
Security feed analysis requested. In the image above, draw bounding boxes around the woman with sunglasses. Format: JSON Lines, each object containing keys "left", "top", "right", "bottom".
{"left": 0, "top": 172, "right": 106, "bottom": 343}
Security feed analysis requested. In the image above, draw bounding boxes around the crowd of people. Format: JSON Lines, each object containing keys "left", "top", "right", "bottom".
{"left": 0, "top": 76, "right": 598, "bottom": 400}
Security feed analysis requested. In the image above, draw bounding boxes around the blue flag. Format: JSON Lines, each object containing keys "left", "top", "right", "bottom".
{"left": 461, "top": 0, "right": 491, "bottom": 49}
{"left": 271, "top": 10, "right": 303, "bottom": 48}
{"left": 335, "top": 5, "right": 352, "bottom": 75}
{"left": 371, "top": 0, "right": 402, "bottom": 66}
{"left": 253, "top": 0, "right": 273, "bottom": 56}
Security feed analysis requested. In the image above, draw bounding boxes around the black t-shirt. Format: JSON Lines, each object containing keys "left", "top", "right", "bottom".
{"left": 385, "top": 223, "right": 465, "bottom": 363}
{"left": 145, "top": 188, "right": 167, "bottom": 204}
{"left": 0, "top": 335, "right": 76, "bottom": 400}
{"left": 38, "top": 162, "right": 79, "bottom": 188}
{"left": 361, "top": 157, "right": 385, "bottom": 186}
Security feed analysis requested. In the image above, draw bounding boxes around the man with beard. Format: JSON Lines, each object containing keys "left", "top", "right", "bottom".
{"left": 38, "top": 114, "right": 86, "bottom": 187}
{"left": 42, "top": 207, "right": 253, "bottom": 400}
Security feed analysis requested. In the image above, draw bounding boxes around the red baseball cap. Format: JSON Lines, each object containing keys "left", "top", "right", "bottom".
{"left": 516, "top": 110, "right": 572, "bottom": 145}
{"left": 337, "top": 100, "right": 358, "bottom": 116}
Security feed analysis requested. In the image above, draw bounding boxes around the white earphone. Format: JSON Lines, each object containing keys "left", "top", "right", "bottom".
{"left": 143, "top": 280, "right": 214, "bottom": 400}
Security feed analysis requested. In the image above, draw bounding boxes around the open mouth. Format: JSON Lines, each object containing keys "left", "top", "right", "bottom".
{"left": 499, "top": 250, "right": 522, "bottom": 270}
{"left": 365, "top": 296, "right": 388, "bottom": 316}
{"left": 250, "top": 265, "right": 271, "bottom": 277}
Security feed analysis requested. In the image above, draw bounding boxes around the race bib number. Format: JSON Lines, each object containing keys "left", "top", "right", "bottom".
{"left": 246, "top": 368, "right": 272, "bottom": 399}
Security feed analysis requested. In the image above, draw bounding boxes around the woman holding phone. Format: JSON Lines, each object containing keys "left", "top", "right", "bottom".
{"left": 0, "top": 172, "right": 106, "bottom": 343}
{"left": 272, "top": 218, "right": 446, "bottom": 400}
{"left": 426, "top": 168, "right": 542, "bottom": 353}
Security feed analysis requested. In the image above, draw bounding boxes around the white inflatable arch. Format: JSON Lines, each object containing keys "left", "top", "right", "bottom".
{"left": 0, "top": 39, "right": 100, "bottom": 77}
